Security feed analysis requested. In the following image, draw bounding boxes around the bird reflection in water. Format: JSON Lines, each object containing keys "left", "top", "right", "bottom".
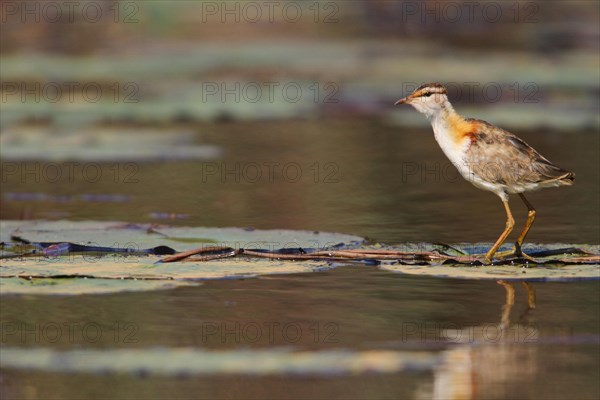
{"left": 420, "top": 281, "right": 539, "bottom": 400}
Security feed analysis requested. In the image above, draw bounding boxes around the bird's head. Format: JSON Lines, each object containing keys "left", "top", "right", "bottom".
{"left": 394, "top": 83, "right": 451, "bottom": 118}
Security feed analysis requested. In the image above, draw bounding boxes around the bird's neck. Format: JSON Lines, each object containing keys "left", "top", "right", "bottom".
{"left": 429, "top": 101, "right": 471, "bottom": 133}
{"left": 427, "top": 100, "right": 458, "bottom": 123}
{"left": 428, "top": 101, "right": 474, "bottom": 161}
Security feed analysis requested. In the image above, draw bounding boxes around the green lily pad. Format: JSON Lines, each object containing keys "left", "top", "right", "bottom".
{"left": 3, "top": 220, "right": 363, "bottom": 252}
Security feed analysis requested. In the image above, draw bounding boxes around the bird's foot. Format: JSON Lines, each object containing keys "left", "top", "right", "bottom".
{"left": 515, "top": 251, "right": 538, "bottom": 263}
{"left": 488, "top": 245, "right": 538, "bottom": 264}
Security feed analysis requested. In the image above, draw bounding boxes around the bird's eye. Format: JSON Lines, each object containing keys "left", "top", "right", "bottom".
{"left": 423, "top": 92, "right": 432, "bottom": 97}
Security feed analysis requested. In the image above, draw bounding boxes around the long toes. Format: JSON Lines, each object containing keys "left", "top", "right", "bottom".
{"left": 494, "top": 248, "right": 518, "bottom": 260}
{"left": 518, "top": 251, "right": 538, "bottom": 263}
{"left": 484, "top": 248, "right": 539, "bottom": 265}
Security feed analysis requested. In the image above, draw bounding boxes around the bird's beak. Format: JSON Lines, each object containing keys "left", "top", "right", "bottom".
{"left": 394, "top": 96, "right": 409, "bottom": 105}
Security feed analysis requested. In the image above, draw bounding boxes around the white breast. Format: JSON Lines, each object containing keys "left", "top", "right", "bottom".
{"left": 430, "top": 116, "right": 470, "bottom": 168}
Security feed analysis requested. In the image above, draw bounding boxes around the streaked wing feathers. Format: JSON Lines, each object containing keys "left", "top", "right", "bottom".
{"left": 466, "top": 119, "right": 574, "bottom": 186}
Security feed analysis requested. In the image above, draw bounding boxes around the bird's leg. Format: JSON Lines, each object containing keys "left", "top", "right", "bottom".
{"left": 497, "top": 280, "right": 515, "bottom": 329}
{"left": 513, "top": 194, "right": 537, "bottom": 260}
{"left": 484, "top": 200, "right": 515, "bottom": 264}
{"left": 521, "top": 281, "right": 536, "bottom": 309}
{"left": 496, "top": 194, "right": 537, "bottom": 262}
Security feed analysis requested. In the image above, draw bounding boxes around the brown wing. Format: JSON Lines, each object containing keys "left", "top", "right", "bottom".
{"left": 466, "top": 119, "right": 574, "bottom": 186}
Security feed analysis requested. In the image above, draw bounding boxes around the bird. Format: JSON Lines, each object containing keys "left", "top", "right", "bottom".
{"left": 395, "top": 83, "right": 574, "bottom": 264}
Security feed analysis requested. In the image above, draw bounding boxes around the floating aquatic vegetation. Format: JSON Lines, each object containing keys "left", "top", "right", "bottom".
{"left": 0, "top": 220, "right": 363, "bottom": 295}
{"left": 0, "top": 127, "right": 221, "bottom": 161}
{"left": 0, "top": 347, "right": 441, "bottom": 376}
{"left": 0, "top": 220, "right": 597, "bottom": 295}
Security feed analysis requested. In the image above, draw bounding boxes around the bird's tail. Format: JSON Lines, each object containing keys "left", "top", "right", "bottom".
{"left": 534, "top": 157, "right": 575, "bottom": 186}
{"left": 557, "top": 171, "right": 575, "bottom": 186}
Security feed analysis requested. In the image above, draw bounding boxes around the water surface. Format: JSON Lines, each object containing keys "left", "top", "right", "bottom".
{"left": 1, "top": 119, "right": 598, "bottom": 399}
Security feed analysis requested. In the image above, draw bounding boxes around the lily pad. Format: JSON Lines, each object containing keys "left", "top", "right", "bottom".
{"left": 0, "top": 277, "right": 197, "bottom": 296}
{"left": 0, "top": 127, "right": 221, "bottom": 161}
{"left": 379, "top": 263, "right": 600, "bottom": 282}
{"left": 1, "top": 220, "right": 598, "bottom": 295}
{"left": 0, "top": 256, "right": 330, "bottom": 282}
{"left": 0, "top": 347, "right": 441, "bottom": 376}
{"left": 376, "top": 242, "right": 600, "bottom": 282}
{"left": 0, "top": 220, "right": 363, "bottom": 295}
{"left": 3, "top": 220, "right": 363, "bottom": 253}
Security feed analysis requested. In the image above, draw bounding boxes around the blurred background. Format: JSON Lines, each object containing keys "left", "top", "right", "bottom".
{"left": 1, "top": 0, "right": 599, "bottom": 243}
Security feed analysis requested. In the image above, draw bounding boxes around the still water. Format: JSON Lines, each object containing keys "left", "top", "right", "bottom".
{"left": 1, "top": 119, "right": 599, "bottom": 399}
